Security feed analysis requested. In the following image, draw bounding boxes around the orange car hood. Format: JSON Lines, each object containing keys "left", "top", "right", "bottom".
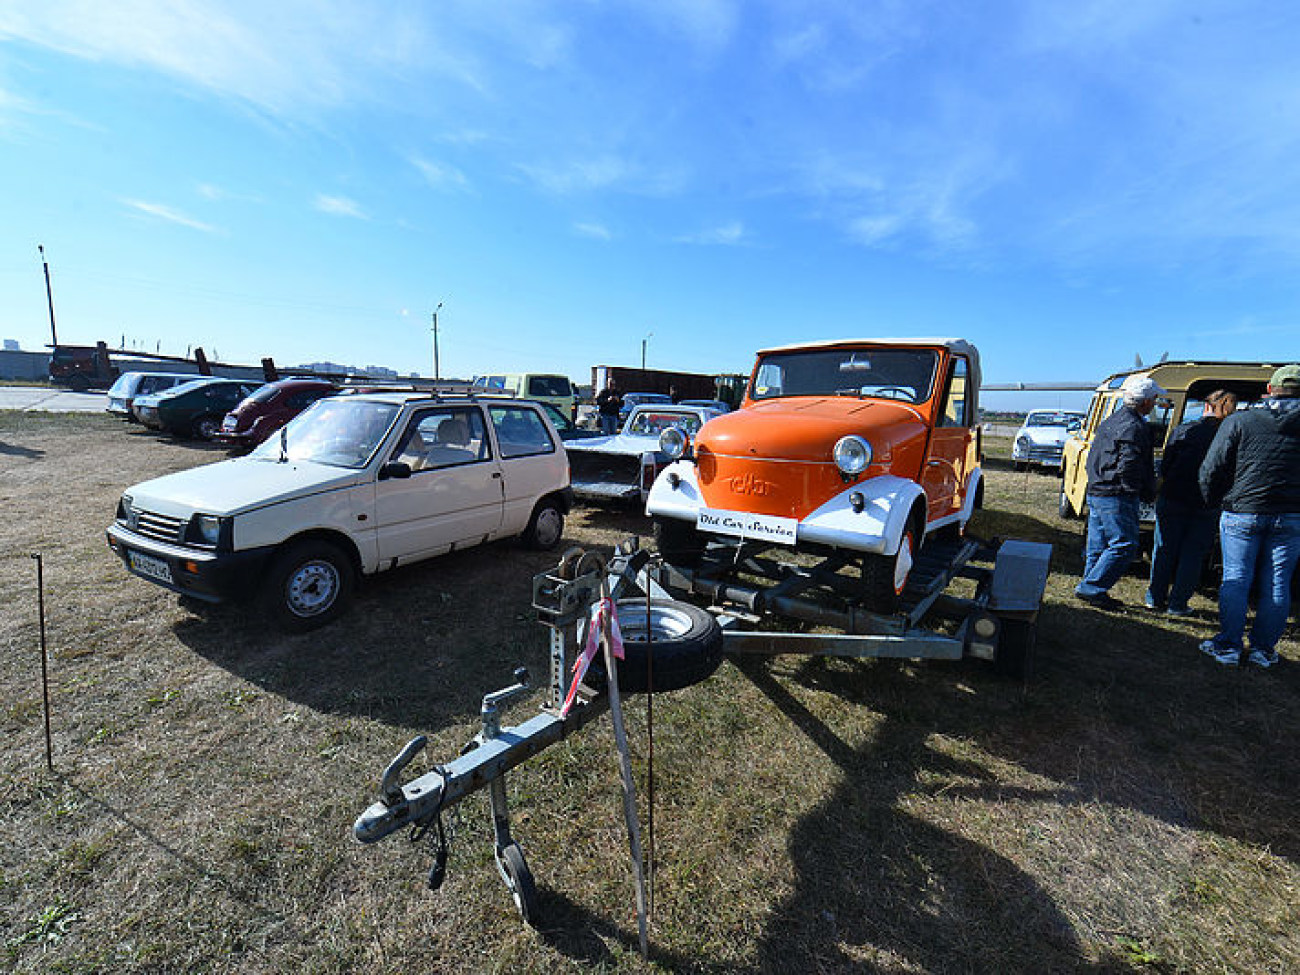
{"left": 698, "top": 396, "right": 928, "bottom": 463}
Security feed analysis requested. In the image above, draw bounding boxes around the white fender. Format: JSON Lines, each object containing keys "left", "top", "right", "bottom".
{"left": 797, "top": 475, "right": 926, "bottom": 556}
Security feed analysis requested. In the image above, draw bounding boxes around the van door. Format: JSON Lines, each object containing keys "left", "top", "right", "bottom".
{"left": 374, "top": 406, "right": 504, "bottom": 563}
{"left": 919, "top": 355, "right": 975, "bottom": 524}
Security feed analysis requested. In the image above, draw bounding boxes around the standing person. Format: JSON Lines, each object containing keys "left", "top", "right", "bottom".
{"left": 1074, "top": 373, "right": 1166, "bottom": 609}
{"left": 1145, "top": 389, "right": 1238, "bottom": 616}
{"left": 596, "top": 378, "right": 623, "bottom": 435}
{"left": 1198, "top": 364, "right": 1300, "bottom": 668}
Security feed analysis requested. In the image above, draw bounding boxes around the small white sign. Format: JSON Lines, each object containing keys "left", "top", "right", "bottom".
{"left": 697, "top": 508, "right": 797, "bottom": 545}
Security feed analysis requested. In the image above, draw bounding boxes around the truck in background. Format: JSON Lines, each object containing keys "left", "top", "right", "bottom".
{"left": 590, "top": 365, "right": 747, "bottom": 407}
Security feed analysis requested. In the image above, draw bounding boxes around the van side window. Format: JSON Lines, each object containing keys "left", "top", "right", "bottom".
{"left": 489, "top": 406, "right": 556, "bottom": 458}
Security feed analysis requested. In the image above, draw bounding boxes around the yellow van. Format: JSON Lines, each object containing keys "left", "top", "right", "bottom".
{"left": 1059, "top": 360, "right": 1284, "bottom": 522}
{"left": 471, "top": 373, "right": 578, "bottom": 421}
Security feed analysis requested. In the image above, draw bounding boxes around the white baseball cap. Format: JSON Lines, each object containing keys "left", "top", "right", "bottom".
{"left": 1120, "top": 373, "right": 1167, "bottom": 404}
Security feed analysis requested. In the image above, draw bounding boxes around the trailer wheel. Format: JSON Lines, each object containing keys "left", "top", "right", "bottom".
{"left": 499, "top": 842, "right": 539, "bottom": 927}
{"left": 861, "top": 526, "right": 916, "bottom": 612}
{"left": 994, "top": 617, "right": 1037, "bottom": 680}
{"left": 589, "top": 598, "right": 723, "bottom": 693}
{"left": 653, "top": 517, "right": 706, "bottom": 568}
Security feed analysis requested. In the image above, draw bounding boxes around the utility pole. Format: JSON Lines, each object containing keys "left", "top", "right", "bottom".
{"left": 432, "top": 302, "right": 443, "bottom": 380}
{"left": 641, "top": 331, "right": 653, "bottom": 372}
{"left": 38, "top": 245, "right": 58, "bottom": 347}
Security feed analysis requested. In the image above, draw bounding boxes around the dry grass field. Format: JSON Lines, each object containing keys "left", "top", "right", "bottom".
{"left": 2, "top": 411, "right": 1298, "bottom": 973}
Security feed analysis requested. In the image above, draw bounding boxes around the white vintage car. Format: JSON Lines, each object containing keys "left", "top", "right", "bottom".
{"left": 565, "top": 403, "right": 725, "bottom": 503}
{"left": 1011, "top": 409, "right": 1085, "bottom": 471}
{"left": 106, "top": 392, "right": 572, "bottom": 629}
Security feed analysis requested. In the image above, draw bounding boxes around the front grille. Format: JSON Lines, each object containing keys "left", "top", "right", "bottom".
{"left": 1027, "top": 444, "right": 1064, "bottom": 463}
{"left": 132, "top": 509, "right": 186, "bottom": 544}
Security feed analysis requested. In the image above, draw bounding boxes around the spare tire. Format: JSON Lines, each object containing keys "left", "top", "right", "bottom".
{"left": 587, "top": 598, "right": 723, "bottom": 693}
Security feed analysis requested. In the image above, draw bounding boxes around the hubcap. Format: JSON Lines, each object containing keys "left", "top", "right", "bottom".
{"left": 534, "top": 508, "right": 562, "bottom": 547}
{"left": 286, "top": 559, "right": 339, "bottom": 617}
{"left": 619, "top": 603, "right": 694, "bottom": 642}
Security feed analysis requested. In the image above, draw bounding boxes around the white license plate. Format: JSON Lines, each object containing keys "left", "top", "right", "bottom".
{"left": 697, "top": 508, "right": 797, "bottom": 545}
{"left": 128, "top": 550, "right": 174, "bottom": 584}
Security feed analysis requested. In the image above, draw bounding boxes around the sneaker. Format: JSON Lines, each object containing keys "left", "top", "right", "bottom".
{"left": 1076, "top": 590, "right": 1124, "bottom": 611}
{"left": 1200, "top": 639, "right": 1241, "bottom": 666}
{"left": 1143, "top": 592, "right": 1166, "bottom": 611}
{"left": 1247, "top": 649, "right": 1279, "bottom": 669}
{"left": 1165, "top": 605, "right": 1192, "bottom": 618}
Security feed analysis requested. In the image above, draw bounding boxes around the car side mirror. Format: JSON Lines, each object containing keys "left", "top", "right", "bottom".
{"left": 378, "top": 461, "right": 412, "bottom": 480}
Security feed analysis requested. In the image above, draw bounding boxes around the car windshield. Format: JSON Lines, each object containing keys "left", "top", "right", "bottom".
{"left": 1026, "top": 412, "right": 1081, "bottom": 427}
{"left": 249, "top": 399, "right": 400, "bottom": 468}
{"left": 626, "top": 409, "right": 707, "bottom": 436}
{"left": 749, "top": 348, "right": 939, "bottom": 403}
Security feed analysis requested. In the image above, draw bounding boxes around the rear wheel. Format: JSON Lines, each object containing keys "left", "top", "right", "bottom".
{"left": 1058, "top": 485, "right": 1077, "bottom": 520}
{"left": 263, "top": 539, "right": 355, "bottom": 631}
{"left": 521, "top": 497, "right": 565, "bottom": 550}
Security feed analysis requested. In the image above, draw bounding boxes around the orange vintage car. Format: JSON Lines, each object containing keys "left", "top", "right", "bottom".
{"left": 645, "top": 338, "right": 984, "bottom": 608}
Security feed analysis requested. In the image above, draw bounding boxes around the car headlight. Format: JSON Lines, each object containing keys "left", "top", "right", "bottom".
{"left": 659, "top": 425, "right": 690, "bottom": 460}
{"left": 119, "top": 494, "right": 135, "bottom": 526}
{"left": 187, "top": 514, "right": 225, "bottom": 547}
{"left": 833, "top": 436, "right": 872, "bottom": 475}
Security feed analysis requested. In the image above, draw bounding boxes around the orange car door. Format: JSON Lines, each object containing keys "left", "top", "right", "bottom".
{"left": 920, "top": 356, "right": 975, "bottom": 523}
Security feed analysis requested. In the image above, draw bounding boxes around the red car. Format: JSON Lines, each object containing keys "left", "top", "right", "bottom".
{"left": 217, "top": 378, "right": 337, "bottom": 449}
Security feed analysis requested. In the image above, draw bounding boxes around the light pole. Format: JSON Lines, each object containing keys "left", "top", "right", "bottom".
{"left": 431, "top": 302, "right": 443, "bottom": 380}
{"left": 38, "top": 244, "right": 58, "bottom": 347}
{"left": 641, "top": 331, "right": 653, "bottom": 372}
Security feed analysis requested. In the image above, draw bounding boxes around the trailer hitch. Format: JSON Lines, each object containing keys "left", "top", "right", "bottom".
{"left": 380, "top": 735, "right": 428, "bottom": 808}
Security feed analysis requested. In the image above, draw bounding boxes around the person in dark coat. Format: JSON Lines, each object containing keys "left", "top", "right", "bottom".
{"left": 1198, "top": 364, "right": 1300, "bottom": 668}
{"left": 1074, "top": 373, "right": 1166, "bottom": 610}
{"left": 595, "top": 378, "right": 623, "bottom": 435}
{"left": 1145, "top": 389, "right": 1238, "bottom": 616}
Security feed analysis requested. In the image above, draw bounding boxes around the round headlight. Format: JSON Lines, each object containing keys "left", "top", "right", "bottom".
{"left": 833, "top": 436, "right": 872, "bottom": 475}
{"left": 659, "top": 425, "right": 689, "bottom": 461}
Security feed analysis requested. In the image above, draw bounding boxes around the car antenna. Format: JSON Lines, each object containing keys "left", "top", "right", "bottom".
{"left": 279, "top": 425, "right": 288, "bottom": 463}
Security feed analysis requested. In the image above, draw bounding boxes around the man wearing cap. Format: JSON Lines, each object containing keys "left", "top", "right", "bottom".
{"left": 1198, "top": 364, "right": 1300, "bottom": 668}
{"left": 1074, "top": 373, "right": 1166, "bottom": 609}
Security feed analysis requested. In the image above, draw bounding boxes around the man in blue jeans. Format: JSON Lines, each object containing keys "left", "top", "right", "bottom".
{"left": 1075, "top": 373, "right": 1166, "bottom": 610}
{"left": 1199, "top": 364, "right": 1300, "bottom": 668}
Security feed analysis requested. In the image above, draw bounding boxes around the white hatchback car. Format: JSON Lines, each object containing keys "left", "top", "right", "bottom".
{"left": 107, "top": 392, "right": 572, "bottom": 629}
{"left": 1011, "top": 409, "right": 1085, "bottom": 471}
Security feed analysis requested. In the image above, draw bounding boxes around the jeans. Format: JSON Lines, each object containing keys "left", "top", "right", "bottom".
{"left": 1147, "top": 497, "right": 1218, "bottom": 610}
{"left": 1212, "top": 511, "right": 1300, "bottom": 654}
{"left": 1076, "top": 494, "right": 1141, "bottom": 597}
{"left": 599, "top": 413, "right": 619, "bottom": 435}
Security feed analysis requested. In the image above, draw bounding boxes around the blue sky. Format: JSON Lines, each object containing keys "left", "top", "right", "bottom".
{"left": 2, "top": 1, "right": 1297, "bottom": 410}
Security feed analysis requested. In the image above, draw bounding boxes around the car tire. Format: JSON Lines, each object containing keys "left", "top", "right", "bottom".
{"left": 262, "top": 539, "right": 355, "bottom": 631}
{"left": 861, "top": 525, "right": 916, "bottom": 612}
{"left": 193, "top": 414, "right": 222, "bottom": 441}
{"left": 653, "top": 517, "right": 707, "bottom": 568}
{"left": 521, "top": 496, "right": 565, "bottom": 550}
{"left": 1057, "top": 486, "right": 1077, "bottom": 520}
{"left": 586, "top": 598, "right": 723, "bottom": 693}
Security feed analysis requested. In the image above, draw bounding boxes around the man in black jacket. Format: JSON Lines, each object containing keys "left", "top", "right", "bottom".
{"left": 1145, "top": 388, "right": 1237, "bottom": 616}
{"left": 1074, "top": 373, "right": 1166, "bottom": 609}
{"left": 1199, "top": 364, "right": 1300, "bottom": 668}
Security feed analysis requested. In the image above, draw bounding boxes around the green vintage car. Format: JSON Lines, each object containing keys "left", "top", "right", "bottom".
{"left": 134, "top": 378, "right": 263, "bottom": 440}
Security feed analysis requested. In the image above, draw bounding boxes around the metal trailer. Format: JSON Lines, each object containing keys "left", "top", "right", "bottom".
{"left": 352, "top": 534, "right": 1052, "bottom": 925}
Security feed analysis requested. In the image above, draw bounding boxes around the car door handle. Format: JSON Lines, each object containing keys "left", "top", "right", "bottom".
{"left": 492, "top": 472, "right": 502, "bottom": 479}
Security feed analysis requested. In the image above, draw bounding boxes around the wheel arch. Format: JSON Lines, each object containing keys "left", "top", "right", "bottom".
{"left": 271, "top": 529, "right": 363, "bottom": 574}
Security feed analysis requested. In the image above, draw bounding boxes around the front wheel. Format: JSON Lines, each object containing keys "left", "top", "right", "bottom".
{"left": 498, "top": 843, "right": 539, "bottom": 927}
{"left": 193, "top": 414, "right": 223, "bottom": 440}
{"left": 653, "top": 517, "right": 707, "bottom": 568}
{"left": 1057, "top": 486, "right": 1077, "bottom": 520}
{"left": 262, "top": 540, "right": 355, "bottom": 631}
{"left": 861, "top": 527, "right": 916, "bottom": 612}
{"left": 521, "top": 497, "right": 565, "bottom": 550}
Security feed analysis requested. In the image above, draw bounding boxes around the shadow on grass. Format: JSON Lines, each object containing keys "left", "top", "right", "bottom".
{"left": 727, "top": 594, "right": 1300, "bottom": 971}
{"left": 171, "top": 539, "right": 587, "bottom": 735}
{"left": 0, "top": 439, "right": 44, "bottom": 458}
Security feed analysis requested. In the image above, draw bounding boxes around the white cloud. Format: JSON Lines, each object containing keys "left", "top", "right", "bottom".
{"left": 675, "top": 221, "right": 747, "bottom": 246}
{"left": 573, "top": 222, "right": 612, "bottom": 241}
{"left": 120, "top": 198, "right": 216, "bottom": 232}
{"left": 410, "top": 157, "right": 470, "bottom": 192}
{"left": 313, "top": 194, "right": 367, "bottom": 219}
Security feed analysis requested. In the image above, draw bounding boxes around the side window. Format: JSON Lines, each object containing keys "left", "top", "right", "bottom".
{"left": 393, "top": 407, "right": 490, "bottom": 471}
{"left": 753, "top": 362, "right": 783, "bottom": 398}
{"left": 939, "top": 357, "right": 970, "bottom": 427}
{"left": 287, "top": 389, "right": 329, "bottom": 409}
{"left": 489, "top": 406, "right": 556, "bottom": 458}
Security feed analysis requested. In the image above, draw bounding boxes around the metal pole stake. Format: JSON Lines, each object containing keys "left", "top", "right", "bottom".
{"left": 31, "top": 554, "right": 53, "bottom": 771}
